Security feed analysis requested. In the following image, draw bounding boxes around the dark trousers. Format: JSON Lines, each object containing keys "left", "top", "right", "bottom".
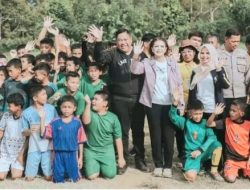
{"left": 112, "top": 98, "right": 145, "bottom": 161}
{"left": 145, "top": 104, "right": 175, "bottom": 168}
{"left": 131, "top": 102, "right": 146, "bottom": 161}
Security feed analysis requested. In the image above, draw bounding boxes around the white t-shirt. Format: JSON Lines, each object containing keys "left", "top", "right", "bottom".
{"left": 152, "top": 61, "right": 171, "bottom": 105}
{"left": 0, "top": 112, "right": 25, "bottom": 161}
{"left": 197, "top": 74, "right": 215, "bottom": 113}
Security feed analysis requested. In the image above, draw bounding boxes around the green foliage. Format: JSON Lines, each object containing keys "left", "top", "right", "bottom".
{"left": 0, "top": 0, "right": 249, "bottom": 52}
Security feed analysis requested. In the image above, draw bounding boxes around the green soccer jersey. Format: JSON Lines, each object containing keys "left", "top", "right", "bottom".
{"left": 79, "top": 77, "right": 106, "bottom": 99}
{"left": 169, "top": 106, "right": 217, "bottom": 155}
{"left": 85, "top": 111, "right": 122, "bottom": 152}
{"left": 49, "top": 87, "right": 85, "bottom": 116}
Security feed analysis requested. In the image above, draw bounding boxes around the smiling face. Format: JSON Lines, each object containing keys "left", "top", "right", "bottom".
{"left": 181, "top": 47, "right": 195, "bottom": 63}
{"left": 65, "top": 76, "right": 80, "bottom": 93}
{"left": 91, "top": 94, "right": 108, "bottom": 112}
{"left": 151, "top": 40, "right": 168, "bottom": 58}
{"left": 199, "top": 47, "right": 211, "bottom": 66}
{"left": 190, "top": 109, "right": 203, "bottom": 123}
{"left": 116, "top": 32, "right": 132, "bottom": 53}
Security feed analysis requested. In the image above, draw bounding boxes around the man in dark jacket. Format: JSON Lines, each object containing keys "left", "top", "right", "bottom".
{"left": 88, "top": 25, "right": 149, "bottom": 173}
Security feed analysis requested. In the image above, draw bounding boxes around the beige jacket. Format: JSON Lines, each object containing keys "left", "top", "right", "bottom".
{"left": 217, "top": 46, "right": 250, "bottom": 98}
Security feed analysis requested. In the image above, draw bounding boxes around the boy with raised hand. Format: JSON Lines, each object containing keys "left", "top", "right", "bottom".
{"left": 79, "top": 62, "right": 106, "bottom": 99}
{"left": 22, "top": 85, "right": 58, "bottom": 181}
{"left": 169, "top": 91, "right": 223, "bottom": 182}
{"left": 207, "top": 100, "right": 250, "bottom": 183}
{"left": 48, "top": 72, "right": 85, "bottom": 118}
{"left": 0, "top": 93, "right": 26, "bottom": 180}
{"left": 82, "top": 91, "right": 126, "bottom": 180}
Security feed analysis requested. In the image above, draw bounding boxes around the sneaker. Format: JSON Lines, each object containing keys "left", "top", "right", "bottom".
{"left": 162, "top": 168, "right": 172, "bottom": 178}
{"left": 129, "top": 147, "right": 136, "bottom": 156}
{"left": 135, "top": 160, "right": 151, "bottom": 173}
{"left": 152, "top": 168, "right": 163, "bottom": 177}
{"left": 210, "top": 172, "right": 224, "bottom": 182}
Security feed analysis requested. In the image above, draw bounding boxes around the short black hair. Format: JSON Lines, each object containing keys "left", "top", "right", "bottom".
{"left": 58, "top": 52, "right": 67, "bottom": 60}
{"left": 245, "top": 34, "right": 250, "bottom": 45}
{"left": 187, "top": 99, "right": 204, "bottom": 110}
{"left": 65, "top": 71, "right": 80, "bottom": 81}
{"left": 0, "top": 66, "right": 8, "bottom": 78}
{"left": 225, "top": 28, "right": 240, "bottom": 38}
{"left": 71, "top": 43, "right": 82, "bottom": 50}
{"left": 36, "top": 53, "right": 55, "bottom": 63}
{"left": 7, "top": 58, "right": 22, "bottom": 69}
{"left": 30, "top": 85, "right": 45, "bottom": 99}
{"left": 115, "top": 28, "right": 131, "bottom": 39}
{"left": 7, "top": 93, "right": 25, "bottom": 108}
{"left": 231, "top": 99, "right": 247, "bottom": 113}
{"left": 188, "top": 31, "right": 204, "bottom": 40}
{"left": 21, "top": 54, "right": 36, "bottom": 66}
{"left": 94, "top": 90, "right": 110, "bottom": 107}
{"left": 16, "top": 44, "right": 26, "bottom": 52}
{"left": 66, "top": 56, "right": 81, "bottom": 66}
{"left": 40, "top": 38, "right": 54, "bottom": 47}
{"left": 87, "top": 61, "right": 103, "bottom": 71}
{"left": 142, "top": 33, "right": 156, "bottom": 42}
{"left": 33, "top": 62, "right": 51, "bottom": 75}
{"left": 58, "top": 95, "right": 77, "bottom": 108}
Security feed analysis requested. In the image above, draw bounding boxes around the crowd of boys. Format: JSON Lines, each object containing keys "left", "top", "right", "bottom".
{"left": 0, "top": 16, "right": 249, "bottom": 184}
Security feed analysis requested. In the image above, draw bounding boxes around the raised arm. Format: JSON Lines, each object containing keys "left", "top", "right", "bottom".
{"left": 207, "top": 103, "right": 225, "bottom": 127}
{"left": 169, "top": 90, "right": 186, "bottom": 130}
{"left": 130, "top": 40, "right": 145, "bottom": 75}
{"left": 82, "top": 95, "right": 91, "bottom": 125}
{"left": 37, "top": 16, "right": 54, "bottom": 47}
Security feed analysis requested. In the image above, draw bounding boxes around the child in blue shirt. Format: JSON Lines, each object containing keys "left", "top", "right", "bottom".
{"left": 22, "top": 85, "right": 58, "bottom": 181}
{"left": 45, "top": 95, "right": 87, "bottom": 183}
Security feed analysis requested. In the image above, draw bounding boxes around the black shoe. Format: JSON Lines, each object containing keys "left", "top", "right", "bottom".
{"left": 129, "top": 147, "right": 136, "bottom": 156}
{"left": 135, "top": 160, "right": 151, "bottom": 173}
{"left": 117, "top": 164, "right": 128, "bottom": 175}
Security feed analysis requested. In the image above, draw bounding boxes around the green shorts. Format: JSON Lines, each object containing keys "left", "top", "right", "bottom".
{"left": 183, "top": 141, "right": 221, "bottom": 172}
{"left": 84, "top": 147, "right": 116, "bottom": 179}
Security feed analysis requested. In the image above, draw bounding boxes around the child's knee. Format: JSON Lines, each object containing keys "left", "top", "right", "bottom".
{"left": 87, "top": 173, "right": 99, "bottom": 180}
{"left": 183, "top": 171, "right": 197, "bottom": 182}
{"left": 103, "top": 170, "right": 116, "bottom": 179}
{"left": 225, "top": 175, "right": 236, "bottom": 183}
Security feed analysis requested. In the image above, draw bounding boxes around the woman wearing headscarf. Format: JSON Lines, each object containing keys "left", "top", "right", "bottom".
{"left": 188, "top": 44, "right": 230, "bottom": 119}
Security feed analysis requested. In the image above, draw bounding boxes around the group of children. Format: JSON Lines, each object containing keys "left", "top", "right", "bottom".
{"left": 0, "top": 16, "right": 249, "bottom": 185}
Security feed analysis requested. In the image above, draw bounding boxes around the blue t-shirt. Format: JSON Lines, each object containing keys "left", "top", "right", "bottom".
{"left": 21, "top": 104, "right": 58, "bottom": 153}
{"left": 45, "top": 117, "right": 86, "bottom": 151}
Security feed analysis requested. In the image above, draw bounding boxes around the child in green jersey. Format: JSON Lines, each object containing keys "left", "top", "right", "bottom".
{"left": 169, "top": 91, "right": 223, "bottom": 182}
